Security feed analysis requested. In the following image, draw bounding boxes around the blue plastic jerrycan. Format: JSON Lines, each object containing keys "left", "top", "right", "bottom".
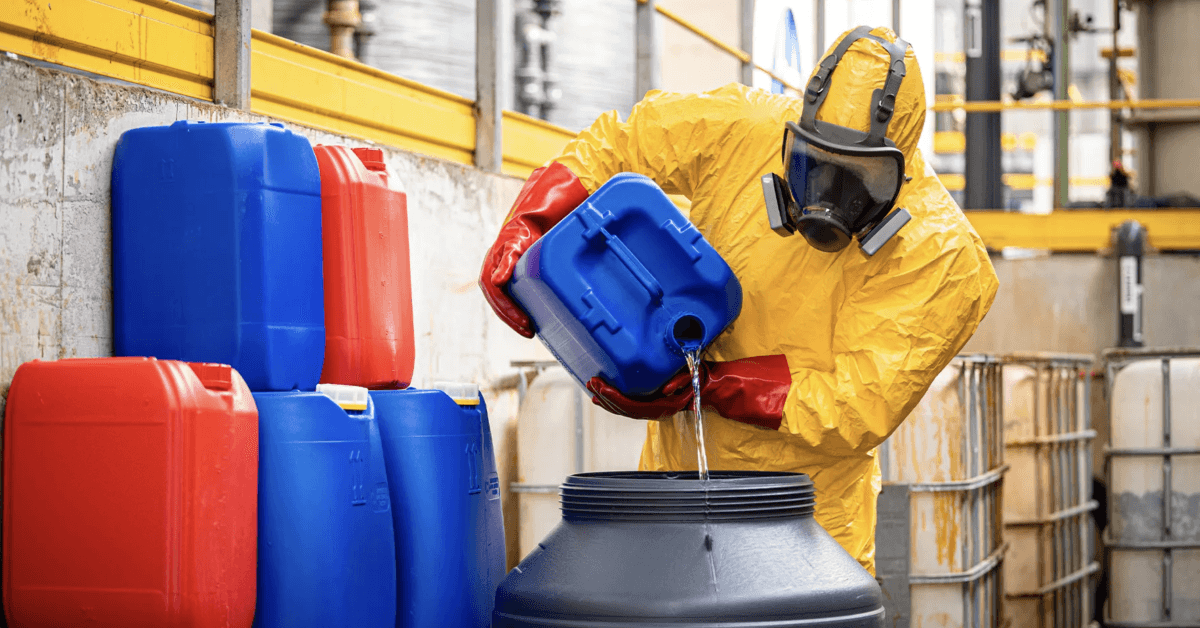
{"left": 372, "top": 384, "right": 506, "bottom": 628}
{"left": 509, "top": 173, "right": 742, "bottom": 396}
{"left": 112, "top": 120, "right": 324, "bottom": 392}
{"left": 253, "top": 384, "right": 397, "bottom": 628}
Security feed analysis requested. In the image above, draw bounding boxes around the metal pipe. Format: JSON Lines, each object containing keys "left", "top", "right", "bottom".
{"left": 814, "top": 0, "right": 825, "bottom": 61}
{"left": 1109, "top": 0, "right": 1122, "bottom": 165}
{"left": 475, "top": 0, "right": 503, "bottom": 171}
{"left": 353, "top": 0, "right": 378, "bottom": 64}
{"left": 1161, "top": 358, "right": 1172, "bottom": 621}
{"left": 740, "top": 0, "right": 754, "bottom": 86}
{"left": 1052, "top": 0, "right": 1070, "bottom": 208}
{"left": 324, "top": 0, "right": 361, "bottom": 59}
{"left": 635, "top": 0, "right": 661, "bottom": 99}
{"left": 964, "top": 0, "right": 1002, "bottom": 211}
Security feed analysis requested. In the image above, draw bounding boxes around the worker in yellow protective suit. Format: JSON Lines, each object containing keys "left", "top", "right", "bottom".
{"left": 479, "top": 26, "right": 998, "bottom": 573}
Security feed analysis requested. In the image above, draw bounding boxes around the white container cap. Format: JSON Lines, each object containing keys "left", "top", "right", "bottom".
{"left": 316, "top": 383, "right": 370, "bottom": 411}
{"left": 432, "top": 382, "right": 480, "bottom": 406}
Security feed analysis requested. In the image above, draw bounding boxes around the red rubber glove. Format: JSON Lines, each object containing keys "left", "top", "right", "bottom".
{"left": 586, "top": 371, "right": 694, "bottom": 420}
{"left": 587, "top": 355, "right": 791, "bottom": 429}
{"left": 479, "top": 162, "right": 590, "bottom": 338}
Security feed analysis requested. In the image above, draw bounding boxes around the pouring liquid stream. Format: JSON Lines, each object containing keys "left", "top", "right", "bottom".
{"left": 685, "top": 351, "right": 709, "bottom": 482}
{"left": 685, "top": 350, "right": 718, "bottom": 589}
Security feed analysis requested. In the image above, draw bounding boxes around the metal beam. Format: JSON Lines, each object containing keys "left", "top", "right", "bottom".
{"left": 814, "top": 0, "right": 825, "bottom": 60}
{"left": 636, "top": 0, "right": 661, "bottom": 99}
{"left": 1052, "top": 0, "right": 1070, "bottom": 208}
{"left": 740, "top": 0, "right": 754, "bottom": 85}
{"left": 1108, "top": 0, "right": 1122, "bottom": 165}
{"left": 475, "top": 0, "right": 503, "bottom": 172}
{"left": 214, "top": 0, "right": 251, "bottom": 109}
{"left": 964, "top": 0, "right": 1002, "bottom": 210}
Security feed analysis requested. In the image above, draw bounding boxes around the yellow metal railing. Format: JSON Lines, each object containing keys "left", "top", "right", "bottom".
{"left": 0, "top": 0, "right": 214, "bottom": 100}
{"left": 638, "top": 0, "right": 801, "bottom": 92}
{"left": 0, "top": 0, "right": 570, "bottom": 177}
{"left": 939, "top": 173, "right": 1115, "bottom": 192}
{"left": 931, "top": 97, "right": 1200, "bottom": 113}
{"left": 250, "top": 30, "right": 478, "bottom": 166}
{"left": 963, "top": 210, "right": 1200, "bottom": 252}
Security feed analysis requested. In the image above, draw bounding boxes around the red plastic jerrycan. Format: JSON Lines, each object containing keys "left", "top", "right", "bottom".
{"left": 316, "top": 146, "right": 416, "bottom": 389}
{"left": 3, "top": 358, "right": 258, "bottom": 628}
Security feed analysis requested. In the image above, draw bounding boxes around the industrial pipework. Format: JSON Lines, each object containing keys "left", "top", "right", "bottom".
{"left": 325, "top": 0, "right": 361, "bottom": 59}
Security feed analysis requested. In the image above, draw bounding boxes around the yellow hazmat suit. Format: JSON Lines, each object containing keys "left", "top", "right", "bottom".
{"left": 551, "top": 27, "right": 999, "bottom": 573}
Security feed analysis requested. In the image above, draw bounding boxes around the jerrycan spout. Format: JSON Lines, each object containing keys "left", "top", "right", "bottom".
{"left": 667, "top": 314, "right": 706, "bottom": 355}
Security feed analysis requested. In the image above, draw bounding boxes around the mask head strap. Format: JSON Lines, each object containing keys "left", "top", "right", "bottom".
{"left": 801, "top": 27, "right": 910, "bottom": 148}
{"left": 801, "top": 25, "right": 871, "bottom": 133}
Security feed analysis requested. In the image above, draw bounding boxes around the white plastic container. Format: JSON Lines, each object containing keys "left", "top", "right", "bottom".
{"left": 999, "top": 354, "right": 1096, "bottom": 628}
{"left": 512, "top": 367, "right": 648, "bottom": 559}
{"left": 879, "top": 356, "right": 1006, "bottom": 628}
{"left": 1105, "top": 349, "right": 1200, "bottom": 626}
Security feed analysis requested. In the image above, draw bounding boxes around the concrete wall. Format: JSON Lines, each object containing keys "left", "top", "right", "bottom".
{"left": 966, "top": 253, "right": 1200, "bottom": 356}
{"left": 0, "top": 55, "right": 554, "bottom": 567}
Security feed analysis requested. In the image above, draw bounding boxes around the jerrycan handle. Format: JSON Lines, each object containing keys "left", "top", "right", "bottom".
{"left": 187, "top": 362, "right": 232, "bottom": 391}
{"left": 578, "top": 205, "right": 664, "bottom": 303}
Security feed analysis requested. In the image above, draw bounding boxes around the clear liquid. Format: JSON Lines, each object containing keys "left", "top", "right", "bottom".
{"left": 685, "top": 351, "right": 710, "bottom": 482}
{"left": 684, "top": 350, "right": 717, "bottom": 589}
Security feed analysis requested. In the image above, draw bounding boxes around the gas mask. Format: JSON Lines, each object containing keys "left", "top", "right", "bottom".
{"left": 762, "top": 26, "right": 913, "bottom": 256}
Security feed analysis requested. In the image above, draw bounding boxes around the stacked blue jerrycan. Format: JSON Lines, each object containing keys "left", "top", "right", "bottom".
{"left": 253, "top": 384, "right": 397, "bottom": 628}
{"left": 509, "top": 173, "right": 742, "bottom": 396}
{"left": 111, "top": 120, "right": 325, "bottom": 392}
{"left": 371, "top": 383, "right": 506, "bottom": 628}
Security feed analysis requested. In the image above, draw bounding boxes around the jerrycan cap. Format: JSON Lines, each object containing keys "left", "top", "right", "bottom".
{"left": 317, "top": 383, "right": 370, "bottom": 411}
{"left": 432, "top": 382, "right": 480, "bottom": 406}
{"left": 187, "top": 363, "right": 233, "bottom": 391}
{"left": 352, "top": 147, "right": 388, "bottom": 173}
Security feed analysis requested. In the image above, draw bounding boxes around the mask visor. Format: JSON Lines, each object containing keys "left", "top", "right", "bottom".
{"left": 782, "top": 122, "right": 905, "bottom": 248}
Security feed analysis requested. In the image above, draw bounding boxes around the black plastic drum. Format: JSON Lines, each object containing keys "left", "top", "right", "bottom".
{"left": 493, "top": 471, "right": 885, "bottom": 627}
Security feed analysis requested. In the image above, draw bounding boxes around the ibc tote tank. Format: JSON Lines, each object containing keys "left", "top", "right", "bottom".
{"left": 999, "top": 354, "right": 1096, "bottom": 628}
{"left": 878, "top": 355, "right": 1006, "bottom": 628}
{"left": 1103, "top": 348, "right": 1200, "bottom": 626}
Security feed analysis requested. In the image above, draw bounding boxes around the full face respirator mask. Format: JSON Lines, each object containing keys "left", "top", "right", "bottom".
{"left": 762, "top": 26, "right": 913, "bottom": 256}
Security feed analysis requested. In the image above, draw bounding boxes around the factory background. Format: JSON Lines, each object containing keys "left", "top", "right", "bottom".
{"left": 0, "top": 0, "right": 1197, "bottom": 626}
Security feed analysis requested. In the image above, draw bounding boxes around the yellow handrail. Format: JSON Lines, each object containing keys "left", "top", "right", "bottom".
{"left": 638, "top": 0, "right": 802, "bottom": 93}
{"left": 0, "top": 0, "right": 574, "bottom": 178}
{"left": 963, "top": 209, "right": 1200, "bottom": 252}
{"left": 931, "top": 98, "right": 1200, "bottom": 113}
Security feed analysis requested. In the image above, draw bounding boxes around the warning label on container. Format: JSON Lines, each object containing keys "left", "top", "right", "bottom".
{"left": 1119, "top": 256, "right": 1140, "bottom": 315}
{"left": 486, "top": 474, "right": 500, "bottom": 500}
